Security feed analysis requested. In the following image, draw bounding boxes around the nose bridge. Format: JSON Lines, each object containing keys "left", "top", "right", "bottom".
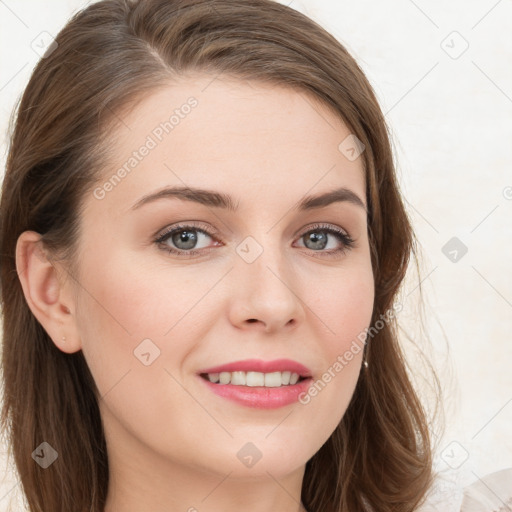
{"left": 230, "top": 230, "right": 304, "bottom": 330}
{"left": 236, "top": 231, "right": 289, "bottom": 288}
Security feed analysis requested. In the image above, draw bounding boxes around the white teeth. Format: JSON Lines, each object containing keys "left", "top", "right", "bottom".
{"left": 246, "top": 371, "right": 265, "bottom": 387}
{"left": 230, "top": 371, "right": 246, "bottom": 385}
{"left": 219, "top": 372, "right": 231, "bottom": 384}
{"left": 204, "top": 371, "right": 303, "bottom": 387}
{"left": 264, "top": 372, "right": 282, "bottom": 387}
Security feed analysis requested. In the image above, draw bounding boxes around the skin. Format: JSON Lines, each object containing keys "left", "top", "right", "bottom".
{"left": 16, "top": 75, "right": 374, "bottom": 512}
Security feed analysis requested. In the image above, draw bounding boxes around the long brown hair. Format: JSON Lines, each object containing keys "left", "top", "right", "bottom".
{"left": 0, "top": 1, "right": 440, "bottom": 510}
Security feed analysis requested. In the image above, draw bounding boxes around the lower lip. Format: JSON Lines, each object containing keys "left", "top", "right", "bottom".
{"left": 198, "top": 376, "right": 313, "bottom": 409}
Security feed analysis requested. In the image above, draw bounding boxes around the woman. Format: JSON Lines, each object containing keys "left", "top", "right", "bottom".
{"left": 1, "top": 1, "right": 508, "bottom": 511}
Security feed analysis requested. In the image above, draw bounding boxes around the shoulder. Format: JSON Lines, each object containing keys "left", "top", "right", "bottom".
{"left": 415, "top": 468, "right": 512, "bottom": 512}
{"left": 460, "top": 467, "right": 512, "bottom": 512}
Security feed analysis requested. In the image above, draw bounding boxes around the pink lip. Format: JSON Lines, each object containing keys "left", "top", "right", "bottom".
{"left": 198, "top": 376, "right": 313, "bottom": 409}
{"left": 197, "top": 358, "right": 312, "bottom": 377}
{"left": 197, "top": 358, "right": 313, "bottom": 409}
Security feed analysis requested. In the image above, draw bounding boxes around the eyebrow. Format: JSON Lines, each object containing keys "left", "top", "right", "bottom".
{"left": 130, "top": 185, "right": 367, "bottom": 214}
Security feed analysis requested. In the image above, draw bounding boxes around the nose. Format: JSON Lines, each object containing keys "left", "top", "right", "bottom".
{"left": 227, "top": 241, "right": 306, "bottom": 334}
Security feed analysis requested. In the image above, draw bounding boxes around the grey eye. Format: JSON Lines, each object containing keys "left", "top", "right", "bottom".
{"left": 303, "top": 231, "right": 329, "bottom": 250}
{"left": 171, "top": 229, "right": 199, "bottom": 250}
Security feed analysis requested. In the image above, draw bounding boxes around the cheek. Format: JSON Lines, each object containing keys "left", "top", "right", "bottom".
{"left": 73, "top": 252, "right": 206, "bottom": 451}
{"left": 74, "top": 249, "right": 223, "bottom": 396}
{"left": 77, "top": 245, "right": 189, "bottom": 338}
{"left": 335, "top": 281, "right": 373, "bottom": 348}
{"left": 312, "top": 264, "right": 375, "bottom": 352}
{"left": 296, "top": 264, "right": 374, "bottom": 435}
{"left": 73, "top": 250, "right": 166, "bottom": 395}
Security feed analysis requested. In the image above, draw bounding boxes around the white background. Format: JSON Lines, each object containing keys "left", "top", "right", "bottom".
{"left": 1, "top": 0, "right": 511, "bottom": 510}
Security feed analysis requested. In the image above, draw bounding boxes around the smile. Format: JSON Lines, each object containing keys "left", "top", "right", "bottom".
{"left": 200, "top": 370, "right": 307, "bottom": 387}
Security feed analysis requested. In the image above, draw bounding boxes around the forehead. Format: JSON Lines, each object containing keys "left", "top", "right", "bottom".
{"left": 91, "top": 75, "right": 366, "bottom": 217}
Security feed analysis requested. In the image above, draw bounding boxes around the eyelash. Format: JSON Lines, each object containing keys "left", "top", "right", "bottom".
{"left": 154, "top": 222, "right": 355, "bottom": 258}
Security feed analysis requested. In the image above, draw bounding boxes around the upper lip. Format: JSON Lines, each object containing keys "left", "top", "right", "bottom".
{"left": 198, "top": 359, "right": 312, "bottom": 377}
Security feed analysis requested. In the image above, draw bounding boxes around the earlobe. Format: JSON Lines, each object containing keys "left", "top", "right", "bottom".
{"left": 15, "top": 231, "right": 82, "bottom": 354}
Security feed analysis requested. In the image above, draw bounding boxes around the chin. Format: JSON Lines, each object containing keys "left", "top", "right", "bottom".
{"left": 196, "top": 435, "right": 315, "bottom": 479}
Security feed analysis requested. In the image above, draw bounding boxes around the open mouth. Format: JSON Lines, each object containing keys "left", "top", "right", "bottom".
{"left": 199, "top": 371, "right": 309, "bottom": 387}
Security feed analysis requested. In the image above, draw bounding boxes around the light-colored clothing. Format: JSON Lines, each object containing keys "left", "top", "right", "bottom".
{"left": 417, "top": 468, "right": 512, "bottom": 511}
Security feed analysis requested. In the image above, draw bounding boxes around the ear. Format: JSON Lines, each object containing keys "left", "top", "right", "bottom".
{"left": 15, "top": 231, "right": 82, "bottom": 354}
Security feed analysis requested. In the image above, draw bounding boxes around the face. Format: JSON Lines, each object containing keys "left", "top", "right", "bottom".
{"left": 71, "top": 75, "right": 374, "bottom": 482}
